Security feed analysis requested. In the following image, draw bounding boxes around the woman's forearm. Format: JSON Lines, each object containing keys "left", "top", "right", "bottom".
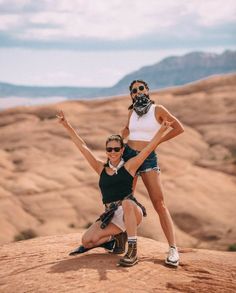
{"left": 64, "top": 123, "right": 86, "bottom": 152}
{"left": 129, "top": 128, "right": 166, "bottom": 172}
{"left": 138, "top": 121, "right": 172, "bottom": 159}
{"left": 142, "top": 129, "right": 164, "bottom": 156}
{"left": 156, "top": 127, "right": 184, "bottom": 146}
{"left": 58, "top": 111, "right": 102, "bottom": 174}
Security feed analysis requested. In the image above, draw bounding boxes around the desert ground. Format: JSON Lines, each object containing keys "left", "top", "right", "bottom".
{"left": 0, "top": 233, "right": 236, "bottom": 293}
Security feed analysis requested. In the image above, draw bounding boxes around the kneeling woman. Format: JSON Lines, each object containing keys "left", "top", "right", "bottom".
{"left": 57, "top": 110, "right": 170, "bottom": 267}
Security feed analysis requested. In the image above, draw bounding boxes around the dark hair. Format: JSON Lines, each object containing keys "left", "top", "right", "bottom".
{"left": 129, "top": 79, "right": 149, "bottom": 92}
{"left": 128, "top": 79, "right": 154, "bottom": 110}
{"left": 104, "top": 134, "right": 124, "bottom": 167}
{"left": 105, "top": 134, "right": 124, "bottom": 147}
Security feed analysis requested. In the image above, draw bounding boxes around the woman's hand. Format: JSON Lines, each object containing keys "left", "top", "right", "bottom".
{"left": 56, "top": 110, "right": 70, "bottom": 128}
{"left": 159, "top": 120, "right": 173, "bottom": 134}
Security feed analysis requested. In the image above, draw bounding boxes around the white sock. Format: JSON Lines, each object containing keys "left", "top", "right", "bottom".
{"left": 170, "top": 245, "right": 177, "bottom": 249}
{"left": 128, "top": 236, "right": 137, "bottom": 244}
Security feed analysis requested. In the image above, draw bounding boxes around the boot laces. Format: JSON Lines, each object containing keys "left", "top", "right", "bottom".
{"left": 125, "top": 243, "right": 137, "bottom": 259}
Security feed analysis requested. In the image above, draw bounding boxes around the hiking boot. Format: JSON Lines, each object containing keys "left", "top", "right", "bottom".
{"left": 112, "top": 232, "right": 127, "bottom": 254}
{"left": 118, "top": 242, "right": 138, "bottom": 267}
{"left": 165, "top": 246, "right": 179, "bottom": 267}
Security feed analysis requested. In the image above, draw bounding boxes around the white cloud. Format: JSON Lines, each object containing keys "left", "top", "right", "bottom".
{"left": 0, "top": 0, "right": 235, "bottom": 42}
{"left": 0, "top": 14, "right": 22, "bottom": 30}
{"left": 0, "top": 0, "right": 31, "bottom": 7}
{"left": 185, "top": 0, "right": 236, "bottom": 26}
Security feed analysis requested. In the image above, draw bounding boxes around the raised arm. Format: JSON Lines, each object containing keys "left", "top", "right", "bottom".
{"left": 56, "top": 110, "right": 104, "bottom": 175}
{"left": 125, "top": 121, "right": 172, "bottom": 176}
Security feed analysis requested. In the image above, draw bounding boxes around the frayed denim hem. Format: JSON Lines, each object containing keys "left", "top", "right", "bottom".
{"left": 137, "top": 166, "right": 161, "bottom": 176}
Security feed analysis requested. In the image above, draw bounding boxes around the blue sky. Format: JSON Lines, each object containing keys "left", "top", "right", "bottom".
{"left": 0, "top": 0, "right": 236, "bottom": 87}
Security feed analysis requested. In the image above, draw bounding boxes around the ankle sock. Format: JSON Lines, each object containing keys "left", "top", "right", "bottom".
{"left": 128, "top": 236, "right": 137, "bottom": 244}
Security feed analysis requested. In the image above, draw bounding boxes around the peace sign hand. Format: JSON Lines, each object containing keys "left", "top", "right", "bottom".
{"left": 56, "top": 110, "right": 69, "bottom": 128}
{"left": 159, "top": 120, "right": 173, "bottom": 133}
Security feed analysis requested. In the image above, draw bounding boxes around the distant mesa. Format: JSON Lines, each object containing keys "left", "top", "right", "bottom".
{"left": 0, "top": 50, "right": 235, "bottom": 101}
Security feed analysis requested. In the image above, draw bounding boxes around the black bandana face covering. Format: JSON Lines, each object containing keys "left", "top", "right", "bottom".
{"left": 132, "top": 94, "right": 152, "bottom": 117}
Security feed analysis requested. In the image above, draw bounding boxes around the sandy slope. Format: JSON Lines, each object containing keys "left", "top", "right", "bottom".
{"left": 0, "top": 73, "right": 236, "bottom": 250}
{"left": 0, "top": 233, "right": 236, "bottom": 293}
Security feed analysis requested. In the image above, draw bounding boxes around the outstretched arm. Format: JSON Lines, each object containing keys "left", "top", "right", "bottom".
{"left": 56, "top": 110, "right": 104, "bottom": 175}
{"left": 155, "top": 105, "right": 184, "bottom": 146}
{"left": 125, "top": 121, "right": 172, "bottom": 176}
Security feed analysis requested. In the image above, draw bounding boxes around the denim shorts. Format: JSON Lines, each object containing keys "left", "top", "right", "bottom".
{"left": 123, "top": 144, "right": 161, "bottom": 176}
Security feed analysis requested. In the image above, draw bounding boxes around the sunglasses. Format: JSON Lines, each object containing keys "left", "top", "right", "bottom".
{"left": 131, "top": 85, "right": 145, "bottom": 94}
{"left": 106, "top": 147, "right": 122, "bottom": 152}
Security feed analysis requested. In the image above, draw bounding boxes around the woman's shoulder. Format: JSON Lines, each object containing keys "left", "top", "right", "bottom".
{"left": 155, "top": 103, "right": 165, "bottom": 110}
{"left": 154, "top": 104, "right": 168, "bottom": 123}
{"left": 128, "top": 109, "right": 133, "bottom": 116}
{"left": 98, "top": 162, "right": 106, "bottom": 176}
{"left": 155, "top": 104, "right": 169, "bottom": 115}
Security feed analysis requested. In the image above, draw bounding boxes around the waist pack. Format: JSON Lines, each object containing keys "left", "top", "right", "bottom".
{"left": 97, "top": 194, "right": 147, "bottom": 229}
{"left": 97, "top": 201, "right": 120, "bottom": 229}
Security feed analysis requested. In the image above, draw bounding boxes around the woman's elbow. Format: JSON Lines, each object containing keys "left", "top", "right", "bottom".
{"left": 175, "top": 122, "right": 184, "bottom": 135}
{"left": 179, "top": 125, "right": 184, "bottom": 134}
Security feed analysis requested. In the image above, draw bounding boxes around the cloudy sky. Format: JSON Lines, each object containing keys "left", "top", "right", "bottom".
{"left": 0, "top": 0, "right": 236, "bottom": 87}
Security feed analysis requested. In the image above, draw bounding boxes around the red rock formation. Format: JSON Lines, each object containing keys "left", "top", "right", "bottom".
{"left": 0, "top": 74, "right": 236, "bottom": 251}
{"left": 0, "top": 234, "right": 235, "bottom": 293}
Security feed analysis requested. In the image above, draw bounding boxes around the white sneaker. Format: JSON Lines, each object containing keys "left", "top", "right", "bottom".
{"left": 165, "top": 246, "right": 179, "bottom": 267}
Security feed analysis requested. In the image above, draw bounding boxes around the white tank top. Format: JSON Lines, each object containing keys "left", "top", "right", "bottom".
{"left": 128, "top": 104, "right": 161, "bottom": 142}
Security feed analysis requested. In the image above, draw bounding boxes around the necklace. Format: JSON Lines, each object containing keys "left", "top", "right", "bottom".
{"left": 108, "top": 158, "right": 125, "bottom": 174}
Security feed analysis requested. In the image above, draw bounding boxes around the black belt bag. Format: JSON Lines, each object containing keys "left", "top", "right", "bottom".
{"left": 97, "top": 194, "right": 147, "bottom": 229}
{"left": 97, "top": 201, "right": 121, "bottom": 229}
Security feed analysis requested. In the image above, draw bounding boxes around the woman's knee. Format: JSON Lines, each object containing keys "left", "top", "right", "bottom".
{"left": 81, "top": 229, "right": 93, "bottom": 244}
{"left": 81, "top": 234, "right": 90, "bottom": 246}
{"left": 135, "top": 207, "right": 143, "bottom": 225}
{"left": 82, "top": 234, "right": 99, "bottom": 246}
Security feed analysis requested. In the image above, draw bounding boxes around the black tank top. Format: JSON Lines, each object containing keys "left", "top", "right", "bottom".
{"left": 99, "top": 166, "right": 133, "bottom": 204}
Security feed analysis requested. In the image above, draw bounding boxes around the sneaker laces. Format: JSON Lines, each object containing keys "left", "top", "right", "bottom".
{"left": 169, "top": 247, "right": 176, "bottom": 258}
{"left": 168, "top": 246, "right": 179, "bottom": 262}
{"left": 125, "top": 243, "right": 137, "bottom": 259}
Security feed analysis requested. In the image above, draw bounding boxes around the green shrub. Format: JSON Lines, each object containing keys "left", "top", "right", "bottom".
{"left": 84, "top": 222, "right": 93, "bottom": 229}
{"left": 228, "top": 243, "right": 236, "bottom": 251}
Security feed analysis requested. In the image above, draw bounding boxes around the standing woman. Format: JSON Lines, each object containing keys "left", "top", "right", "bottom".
{"left": 121, "top": 80, "right": 184, "bottom": 267}
{"left": 57, "top": 110, "right": 171, "bottom": 267}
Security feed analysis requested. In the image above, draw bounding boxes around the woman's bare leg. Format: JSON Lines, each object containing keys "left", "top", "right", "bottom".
{"left": 119, "top": 200, "right": 142, "bottom": 266}
{"left": 132, "top": 175, "right": 138, "bottom": 191}
{"left": 141, "top": 171, "right": 176, "bottom": 246}
{"left": 122, "top": 199, "right": 142, "bottom": 236}
{"left": 82, "top": 221, "right": 122, "bottom": 248}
